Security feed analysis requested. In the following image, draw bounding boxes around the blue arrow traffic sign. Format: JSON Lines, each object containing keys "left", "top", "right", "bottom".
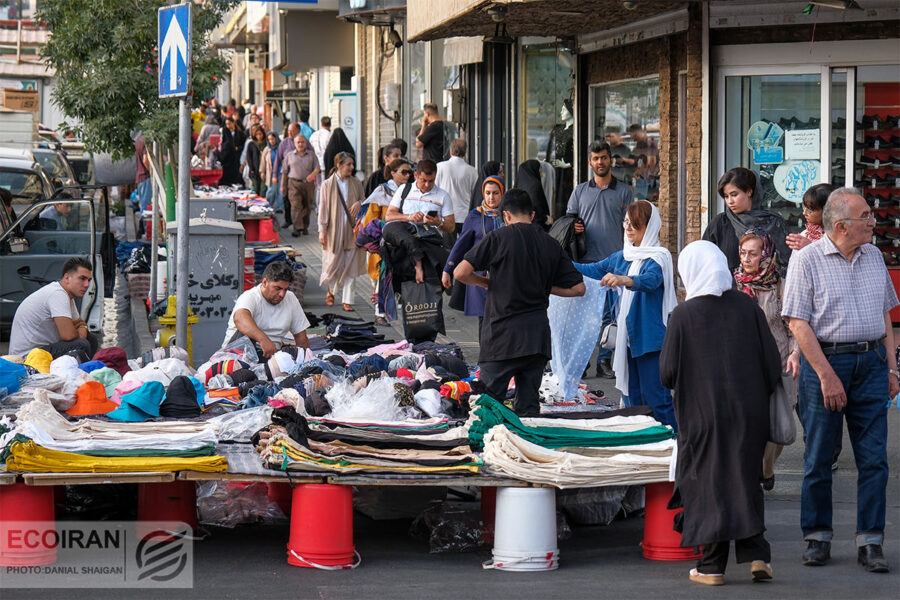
{"left": 158, "top": 3, "right": 192, "bottom": 98}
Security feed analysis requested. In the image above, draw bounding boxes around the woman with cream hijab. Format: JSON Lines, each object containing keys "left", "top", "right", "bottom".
{"left": 574, "top": 200, "right": 677, "bottom": 428}
{"left": 660, "top": 240, "right": 781, "bottom": 586}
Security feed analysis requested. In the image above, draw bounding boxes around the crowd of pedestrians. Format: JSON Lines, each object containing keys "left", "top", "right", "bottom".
{"left": 169, "top": 99, "right": 896, "bottom": 583}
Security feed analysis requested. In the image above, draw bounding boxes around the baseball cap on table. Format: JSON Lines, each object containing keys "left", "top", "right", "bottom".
{"left": 109, "top": 379, "right": 142, "bottom": 406}
{"left": 78, "top": 360, "right": 107, "bottom": 374}
{"left": 107, "top": 380, "right": 165, "bottom": 422}
{"left": 93, "top": 347, "right": 131, "bottom": 376}
{"left": 67, "top": 381, "right": 118, "bottom": 416}
{"left": 24, "top": 348, "right": 53, "bottom": 374}
{"left": 91, "top": 367, "right": 122, "bottom": 397}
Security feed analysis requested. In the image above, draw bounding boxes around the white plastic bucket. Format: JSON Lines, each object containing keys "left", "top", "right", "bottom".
{"left": 484, "top": 487, "right": 558, "bottom": 572}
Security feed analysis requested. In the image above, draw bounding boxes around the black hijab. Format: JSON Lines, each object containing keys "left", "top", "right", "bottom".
{"left": 469, "top": 160, "right": 503, "bottom": 211}
{"left": 515, "top": 159, "right": 550, "bottom": 230}
{"left": 724, "top": 180, "right": 792, "bottom": 275}
{"left": 324, "top": 128, "right": 355, "bottom": 176}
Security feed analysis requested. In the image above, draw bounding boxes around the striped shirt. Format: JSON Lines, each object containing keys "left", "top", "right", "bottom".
{"left": 782, "top": 234, "right": 898, "bottom": 343}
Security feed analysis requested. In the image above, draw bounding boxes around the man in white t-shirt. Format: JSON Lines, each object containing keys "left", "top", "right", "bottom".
{"left": 435, "top": 138, "right": 477, "bottom": 237}
{"left": 222, "top": 262, "right": 310, "bottom": 359}
{"left": 385, "top": 159, "right": 455, "bottom": 233}
{"left": 9, "top": 257, "right": 98, "bottom": 357}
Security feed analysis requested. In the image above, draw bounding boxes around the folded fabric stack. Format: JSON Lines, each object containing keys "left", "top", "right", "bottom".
{"left": 0, "top": 396, "right": 226, "bottom": 473}
{"left": 257, "top": 407, "right": 479, "bottom": 475}
{"left": 468, "top": 395, "right": 676, "bottom": 488}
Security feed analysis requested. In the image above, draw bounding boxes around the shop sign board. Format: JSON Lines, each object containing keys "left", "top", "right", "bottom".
{"left": 753, "top": 146, "right": 784, "bottom": 165}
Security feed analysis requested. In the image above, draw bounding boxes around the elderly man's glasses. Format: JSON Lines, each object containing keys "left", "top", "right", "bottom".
{"left": 840, "top": 212, "right": 874, "bottom": 224}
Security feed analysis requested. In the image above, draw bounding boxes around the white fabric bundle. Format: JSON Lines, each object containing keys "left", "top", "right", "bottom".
{"left": 481, "top": 425, "right": 675, "bottom": 489}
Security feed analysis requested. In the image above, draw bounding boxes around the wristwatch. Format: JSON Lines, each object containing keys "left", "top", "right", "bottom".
{"left": 889, "top": 369, "right": 900, "bottom": 380}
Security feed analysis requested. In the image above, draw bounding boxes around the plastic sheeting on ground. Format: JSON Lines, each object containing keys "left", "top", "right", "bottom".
{"left": 548, "top": 277, "right": 606, "bottom": 400}
{"left": 481, "top": 425, "right": 673, "bottom": 488}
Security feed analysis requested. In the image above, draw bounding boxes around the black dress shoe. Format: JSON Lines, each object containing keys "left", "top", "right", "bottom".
{"left": 858, "top": 544, "right": 889, "bottom": 573}
{"left": 597, "top": 359, "right": 615, "bottom": 379}
{"left": 803, "top": 540, "right": 831, "bottom": 566}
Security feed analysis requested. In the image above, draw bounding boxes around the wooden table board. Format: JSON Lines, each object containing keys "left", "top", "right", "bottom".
{"left": 21, "top": 471, "right": 176, "bottom": 486}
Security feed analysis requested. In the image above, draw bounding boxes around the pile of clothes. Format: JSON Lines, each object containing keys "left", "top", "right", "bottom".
{"left": 468, "top": 395, "right": 676, "bottom": 488}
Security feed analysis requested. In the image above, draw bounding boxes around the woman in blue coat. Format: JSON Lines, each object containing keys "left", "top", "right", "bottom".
{"left": 575, "top": 200, "right": 678, "bottom": 429}
{"left": 442, "top": 176, "right": 504, "bottom": 335}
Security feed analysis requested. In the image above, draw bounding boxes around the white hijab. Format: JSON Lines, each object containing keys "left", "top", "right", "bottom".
{"left": 612, "top": 202, "right": 678, "bottom": 397}
{"left": 678, "top": 240, "right": 734, "bottom": 300}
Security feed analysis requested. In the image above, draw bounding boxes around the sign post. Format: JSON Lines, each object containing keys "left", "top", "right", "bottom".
{"left": 158, "top": 3, "right": 192, "bottom": 357}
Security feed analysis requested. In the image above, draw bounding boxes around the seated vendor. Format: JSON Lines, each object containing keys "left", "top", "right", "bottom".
{"left": 8, "top": 256, "right": 99, "bottom": 358}
{"left": 222, "top": 261, "right": 310, "bottom": 359}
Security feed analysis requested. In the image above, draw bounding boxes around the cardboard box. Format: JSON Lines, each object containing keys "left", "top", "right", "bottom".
{"left": 1, "top": 88, "right": 39, "bottom": 112}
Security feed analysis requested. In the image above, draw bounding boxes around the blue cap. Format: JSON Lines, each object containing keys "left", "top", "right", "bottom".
{"left": 107, "top": 380, "right": 165, "bottom": 421}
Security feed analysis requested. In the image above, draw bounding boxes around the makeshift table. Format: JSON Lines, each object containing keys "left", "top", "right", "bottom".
{"left": 190, "top": 168, "right": 223, "bottom": 187}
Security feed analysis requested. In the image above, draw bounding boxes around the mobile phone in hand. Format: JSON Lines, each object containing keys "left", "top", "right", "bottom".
{"left": 427, "top": 210, "right": 438, "bottom": 218}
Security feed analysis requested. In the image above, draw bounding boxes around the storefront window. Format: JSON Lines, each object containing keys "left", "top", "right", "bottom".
{"left": 723, "top": 74, "right": 821, "bottom": 231}
{"left": 407, "top": 41, "right": 428, "bottom": 156}
{"left": 590, "top": 77, "right": 660, "bottom": 201}
{"left": 522, "top": 46, "right": 573, "bottom": 217}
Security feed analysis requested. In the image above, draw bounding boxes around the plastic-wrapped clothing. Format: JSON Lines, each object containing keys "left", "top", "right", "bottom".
{"left": 326, "top": 378, "right": 417, "bottom": 422}
{"left": 291, "top": 358, "right": 346, "bottom": 381}
{"left": 348, "top": 354, "right": 389, "bottom": 378}
{"left": 123, "top": 358, "right": 194, "bottom": 388}
{"left": 241, "top": 382, "right": 282, "bottom": 409}
{"left": 548, "top": 276, "right": 606, "bottom": 400}
{"left": 411, "top": 341, "right": 464, "bottom": 360}
{"left": 207, "top": 374, "right": 235, "bottom": 389}
{"left": 388, "top": 354, "right": 421, "bottom": 371}
{"left": 414, "top": 388, "right": 444, "bottom": 418}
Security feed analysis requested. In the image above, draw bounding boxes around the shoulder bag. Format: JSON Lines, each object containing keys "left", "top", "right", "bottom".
{"left": 768, "top": 372, "right": 797, "bottom": 445}
{"left": 599, "top": 297, "right": 619, "bottom": 351}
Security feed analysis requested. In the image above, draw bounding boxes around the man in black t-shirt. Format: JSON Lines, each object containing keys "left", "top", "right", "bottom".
{"left": 454, "top": 189, "right": 585, "bottom": 416}
{"left": 416, "top": 102, "right": 445, "bottom": 163}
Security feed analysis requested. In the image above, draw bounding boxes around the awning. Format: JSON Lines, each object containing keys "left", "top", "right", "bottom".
{"left": 0, "top": 60, "right": 54, "bottom": 78}
{"left": 276, "top": 11, "right": 355, "bottom": 71}
{"left": 408, "top": 0, "right": 689, "bottom": 43}
{"left": 443, "top": 37, "right": 484, "bottom": 66}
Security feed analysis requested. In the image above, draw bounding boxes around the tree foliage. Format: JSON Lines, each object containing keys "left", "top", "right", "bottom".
{"left": 39, "top": 0, "right": 235, "bottom": 159}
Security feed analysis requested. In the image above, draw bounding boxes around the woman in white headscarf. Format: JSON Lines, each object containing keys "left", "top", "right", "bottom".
{"left": 574, "top": 200, "right": 677, "bottom": 428}
{"left": 660, "top": 240, "right": 781, "bottom": 586}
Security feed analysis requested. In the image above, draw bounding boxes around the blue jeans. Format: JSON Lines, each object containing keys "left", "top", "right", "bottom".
{"left": 798, "top": 346, "right": 889, "bottom": 546}
{"left": 622, "top": 348, "right": 676, "bottom": 431}
{"left": 596, "top": 288, "right": 616, "bottom": 365}
{"left": 136, "top": 177, "right": 152, "bottom": 212}
{"left": 267, "top": 177, "right": 284, "bottom": 212}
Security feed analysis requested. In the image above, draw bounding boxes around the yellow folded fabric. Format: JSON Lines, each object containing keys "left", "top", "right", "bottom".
{"left": 5, "top": 440, "right": 228, "bottom": 473}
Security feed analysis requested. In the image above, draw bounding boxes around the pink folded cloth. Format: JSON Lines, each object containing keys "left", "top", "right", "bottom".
{"left": 366, "top": 341, "right": 410, "bottom": 355}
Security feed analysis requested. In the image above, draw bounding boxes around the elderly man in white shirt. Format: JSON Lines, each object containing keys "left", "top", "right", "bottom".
{"left": 435, "top": 138, "right": 478, "bottom": 240}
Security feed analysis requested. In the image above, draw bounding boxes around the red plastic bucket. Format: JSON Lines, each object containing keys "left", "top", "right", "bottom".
{"left": 243, "top": 248, "right": 255, "bottom": 291}
{"left": 243, "top": 219, "right": 260, "bottom": 242}
{"left": 267, "top": 482, "right": 293, "bottom": 517}
{"left": 480, "top": 487, "right": 496, "bottom": 545}
{"left": 137, "top": 481, "right": 198, "bottom": 537}
{"left": 0, "top": 483, "right": 57, "bottom": 566}
{"left": 286, "top": 484, "right": 356, "bottom": 569}
{"left": 641, "top": 482, "right": 702, "bottom": 561}
{"left": 258, "top": 218, "right": 276, "bottom": 244}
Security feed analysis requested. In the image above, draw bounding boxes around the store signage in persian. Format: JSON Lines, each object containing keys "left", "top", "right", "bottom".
{"left": 785, "top": 129, "right": 820, "bottom": 160}
{"left": 753, "top": 147, "right": 784, "bottom": 165}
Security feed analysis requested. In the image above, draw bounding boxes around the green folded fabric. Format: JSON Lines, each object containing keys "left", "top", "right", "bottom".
{"left": 468, "top": 395, "right": 675, "bottom": 450}
{"left": 1, "top": 434, "right": 215, "bottom": 461}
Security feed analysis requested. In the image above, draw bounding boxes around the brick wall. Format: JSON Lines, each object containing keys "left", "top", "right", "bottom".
{"left": 684, "top": 2, "right": 703, "bottom": 252}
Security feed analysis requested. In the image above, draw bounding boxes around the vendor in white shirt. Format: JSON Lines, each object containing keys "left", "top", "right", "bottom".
{"left": 384, "top": 159, "right": 455, "bottom": 234}
{"left": 222, "top": 261, "right": 310, "bottom": 359}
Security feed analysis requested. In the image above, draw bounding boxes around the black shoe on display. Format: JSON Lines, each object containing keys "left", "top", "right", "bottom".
{"left": 874, "top": 215, "right": 896, "bottom": 228}
{"left": 597, "top": 360, "right": 615, "bottom": 379}
{"left": 803, "top": 540, "right": 831, "bottom": 567}
{"left": 858, "top": 544, "right": 890, "bottom": 573}
{"left": 859, "top": 155, "right": 893, "bottom": 169}
{"left": 872, "top": 234, "right": 895, "bottom": 246}
{"left": 861, "top": 114, "right": 887, "bottom": 130}
{"left": 864, "top": 134, "right": 891, "bottom": 149}
{"left": 867, "top": 175, "right": 895, "bottom": 188}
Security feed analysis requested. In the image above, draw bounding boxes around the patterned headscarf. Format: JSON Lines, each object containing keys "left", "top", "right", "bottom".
{"left": 734, "top": 228, "right": 779, "bottom": 298}
{"left": 478, "top": 176, "right": 504, "bottom": 218}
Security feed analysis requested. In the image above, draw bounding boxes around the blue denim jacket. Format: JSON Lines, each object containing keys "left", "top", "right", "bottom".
{"left": 575, "top": 251, "right": 667, "bottom": 357}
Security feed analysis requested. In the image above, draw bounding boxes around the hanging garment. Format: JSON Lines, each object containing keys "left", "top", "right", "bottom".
{"left": 548, "top": 277, "right": 606, "bottom": 400}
